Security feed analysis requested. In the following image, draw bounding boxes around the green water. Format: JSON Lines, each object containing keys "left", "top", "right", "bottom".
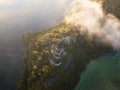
{"left": 75, "top": 51, "right": 120, "bottom": 90}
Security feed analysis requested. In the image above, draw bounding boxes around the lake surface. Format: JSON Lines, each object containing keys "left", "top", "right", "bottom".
{"left": 76, "top": 51, "right": 120, "bottom": 90}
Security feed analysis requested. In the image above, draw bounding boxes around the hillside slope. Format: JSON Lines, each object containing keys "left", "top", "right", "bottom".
{"left": 17, "top": 23, "right": 111, "bottom": 90}
{"left": 18, "top": 0, "right": 120, "bottom": 90}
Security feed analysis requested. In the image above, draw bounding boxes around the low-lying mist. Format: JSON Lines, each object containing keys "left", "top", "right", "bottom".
{"left": 65, "top": 0, "right": 120, "bottom": 50}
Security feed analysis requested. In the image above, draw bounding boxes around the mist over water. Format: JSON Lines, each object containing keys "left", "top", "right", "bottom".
{"left": 0, "top": 0, "right": 72, "bottom": 90}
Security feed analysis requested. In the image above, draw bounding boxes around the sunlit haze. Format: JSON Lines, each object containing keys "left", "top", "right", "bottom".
{"left": 0, "top": 0, "right": 72, "bottom": 90}
{"left": 0, "top": 0, "right": 72, "bottom": 42}
{"left": 1, "top": 0, "right": 120, "bottom": 90}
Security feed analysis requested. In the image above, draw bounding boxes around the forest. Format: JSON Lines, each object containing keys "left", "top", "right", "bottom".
{"left": 18, "top": 0, "right": 120, "bottom": 90}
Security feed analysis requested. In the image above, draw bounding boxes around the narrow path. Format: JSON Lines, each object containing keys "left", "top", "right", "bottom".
{"left": 48, "top": 54, "right": 73, "bottom": 86}
{"left": 48, "top": 57, "right": 62, "bottom": 66}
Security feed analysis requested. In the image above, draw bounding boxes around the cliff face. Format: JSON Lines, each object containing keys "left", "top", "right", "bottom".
{"left": 18, "top": 0, "right": 120, "bottom": 90}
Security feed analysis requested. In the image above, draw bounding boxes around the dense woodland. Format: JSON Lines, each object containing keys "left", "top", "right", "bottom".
{"left": 17, "top": 0, "right": 120, "bottom": 90}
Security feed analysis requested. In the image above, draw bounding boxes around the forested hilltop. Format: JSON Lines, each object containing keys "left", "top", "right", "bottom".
{"left": 18, "top": 0, "right": 120, "bottom": 90}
